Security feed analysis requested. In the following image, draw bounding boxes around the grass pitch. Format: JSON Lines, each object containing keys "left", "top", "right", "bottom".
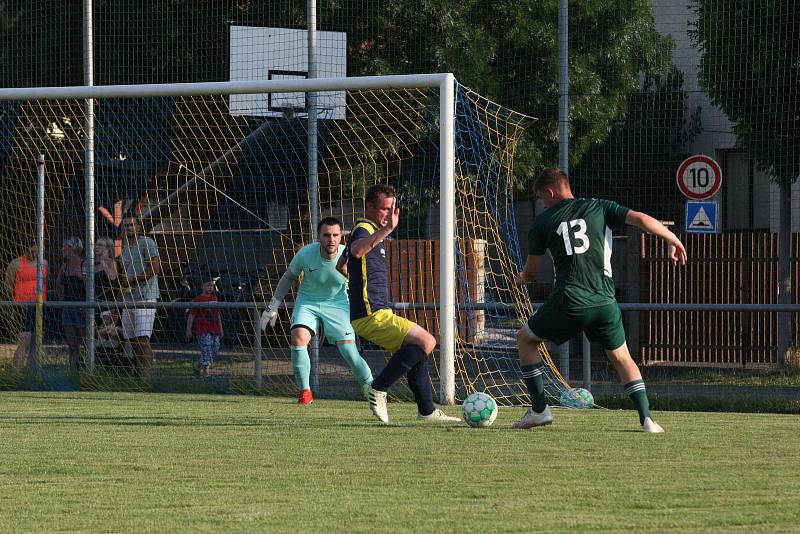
{"left": 0, "top": 392, "right": 798, "bottom": 533}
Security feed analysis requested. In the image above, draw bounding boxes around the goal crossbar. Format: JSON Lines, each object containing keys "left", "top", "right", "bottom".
{"left": 0, "top": 74, "right": 452, "bottom": 101}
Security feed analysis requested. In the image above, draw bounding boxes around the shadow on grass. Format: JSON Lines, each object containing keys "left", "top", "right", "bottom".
{"left": 596, "top": 394, "right": 800, "bottom": 414}
{"left": 0, "top": 414, "right": 277, "bottom": 427}
{"left": 0, "top": 392, "right": 248, "bottom": 404}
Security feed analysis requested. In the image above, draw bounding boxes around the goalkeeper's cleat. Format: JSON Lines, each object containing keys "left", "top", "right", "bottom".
{"left": 642, "top": 417, "right": 665, "bottom": 433}
{"left": 512, "top": 405, "right": 554, "bottom": 429}
{"left": 368, "top": 387, "right": 389, "bottom": 423}
{"left": 417, "top": 408, "right": 461, "bottom": 423}
{"left": 298, "top": 388, "right": 314, "bottom": 405}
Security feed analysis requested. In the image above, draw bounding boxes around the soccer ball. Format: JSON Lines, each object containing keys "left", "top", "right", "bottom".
{"left": 462, "top": 392, "right": 498, "bottom": 427}
{"left": 559, "top": 387, "right": 594, "bottom": 409}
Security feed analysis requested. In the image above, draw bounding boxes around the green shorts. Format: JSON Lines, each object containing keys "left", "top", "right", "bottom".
{"left": 291, "top": 298, "right": 355, "bottom": 343}
{"left": 527, "top": 299, "right": 626, "bottom": 351}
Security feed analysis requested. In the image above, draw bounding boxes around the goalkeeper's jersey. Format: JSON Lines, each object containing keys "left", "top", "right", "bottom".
{"left": 288, "top": 243, "right": 348, "bottom": 302}
{"left": 528, "top": 197, "right": 630, "bottom": 307}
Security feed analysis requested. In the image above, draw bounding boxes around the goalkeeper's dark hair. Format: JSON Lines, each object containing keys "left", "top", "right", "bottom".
{"left": 365, "top": 184, "right": 396, "bottom": 206}
{"left": 317, "top": 216, "right": 343, "bottom": 233}
{"left": 534, "top": 167, "right": 570, "bottom": 194}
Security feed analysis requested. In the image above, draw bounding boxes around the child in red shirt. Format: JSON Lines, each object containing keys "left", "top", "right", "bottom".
{"left": 185, "top": 279, "right": 224, "bottom": 375}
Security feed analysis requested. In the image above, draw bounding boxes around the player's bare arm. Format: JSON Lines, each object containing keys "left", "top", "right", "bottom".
{"left": 335, "top": 254, "right": 348, "bottom": 277}
{"left": 625, "top": 210, "right": 687, "bottom": 266}
{"left": 515, "top": 254, "right": 543, "bottom": 284}
{"left": 348, "top": 197, "right": 399, "bottom": 259}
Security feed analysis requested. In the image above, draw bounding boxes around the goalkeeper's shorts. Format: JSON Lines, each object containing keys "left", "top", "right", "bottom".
{"left": 351, "top": 308, "right": 415, "bottom": 354}
{"left": 527, "top": 300, "right": 626, "bottom": 351}
{"left": 290, "top": 298, "right": 356, "bottom": 343}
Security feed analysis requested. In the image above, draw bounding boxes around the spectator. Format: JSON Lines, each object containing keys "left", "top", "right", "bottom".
{"left": 57, "top": 236, "right": 87, "bottom": 371}
{"left": 91, "top": 237, "right": 123, "bottom": 366}
{"left": 119, "top": 214, "right": 161, "bottom": 381}
{"left": 94, "top": 237, "right": 118, "bottom": 302}
{"left": 185, "top": 278, "right": 223, "bottom": 376}
{"left": 3, "top": 241, "right": 48, "bottom": 370}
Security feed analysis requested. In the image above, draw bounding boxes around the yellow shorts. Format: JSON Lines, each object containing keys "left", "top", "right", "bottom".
{"left": 351, "top": 308, "right": 415, "bottom": 354}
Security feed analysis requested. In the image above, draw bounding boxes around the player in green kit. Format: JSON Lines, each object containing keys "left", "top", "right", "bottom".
{"left": 261, "top": 217, "right": 373, "bottom": 405}
{"left": 513, "top": 168, "right": 687, "bottom": 432}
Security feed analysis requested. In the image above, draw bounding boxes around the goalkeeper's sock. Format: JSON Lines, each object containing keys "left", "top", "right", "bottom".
{"left": 372, "top": 344, "right": 426, "bottom": 391}
{"left": 521, "top": 361, "right": 548, "bottom": 413}
{"left": 624, "top": 379, "right": 651, "bottom": 425}
{"left": 290, "top": 345, "right": 311, "bottom": 391}
{"left": 336, "top": 342, "right": 373, "bottom": 386}
{"left": 406, "top": 358, "right": 436, "bottom": 416}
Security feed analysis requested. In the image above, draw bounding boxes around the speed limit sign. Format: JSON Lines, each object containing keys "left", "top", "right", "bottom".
{"left": 676, "top": 155, "right": 722, "bottom": 200}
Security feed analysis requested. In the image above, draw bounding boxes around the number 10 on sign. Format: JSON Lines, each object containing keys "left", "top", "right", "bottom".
{"left": 676, "top": 155, "right": 722, "bottom": 200}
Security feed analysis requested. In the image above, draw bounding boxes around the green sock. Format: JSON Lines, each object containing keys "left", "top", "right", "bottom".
{"left": 521, "top": 362, "right": 547, "bottom": 413}
{"left": 291, "top": 345, "right": 311, "bottom": 390}
{"left": 337, "top": 342, "right": 373, "bottom": 386}
{"left": 624, "top": 379, "right": 651, "bottom": 425}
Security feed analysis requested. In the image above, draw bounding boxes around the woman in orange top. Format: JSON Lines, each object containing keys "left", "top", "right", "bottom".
{"left": 4, "top": 241, "right": 48, "bottom": 369}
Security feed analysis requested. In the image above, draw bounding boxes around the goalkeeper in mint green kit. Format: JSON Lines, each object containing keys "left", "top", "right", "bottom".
{"left": 513, "top": 168, "right": 687, "bottom": 433}
{"left": 261, "top": 217, "right": 373, "bottom": 405}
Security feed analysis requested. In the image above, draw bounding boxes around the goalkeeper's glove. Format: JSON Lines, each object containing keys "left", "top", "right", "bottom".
{"left": 260, "top": 298, "right": 281, "bottom": 330}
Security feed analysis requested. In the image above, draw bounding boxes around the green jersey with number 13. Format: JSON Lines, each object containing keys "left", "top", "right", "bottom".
{"left": 528, "top": 198, "right": 630, "bottom": 307}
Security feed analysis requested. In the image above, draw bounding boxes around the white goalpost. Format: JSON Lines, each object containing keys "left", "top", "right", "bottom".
{"left": 0, "top": 74, "right": 459, "bottom": 403}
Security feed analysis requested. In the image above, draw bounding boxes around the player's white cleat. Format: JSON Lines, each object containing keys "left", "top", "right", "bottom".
{"left": 369, "top": 387, "right": 389, "bottom": 423}
{"left": 512, "top": 405, "right": 554, "bottom": 429}
{"left": 417, "top": 408, "right": 461, "bottom": 422}
{"left": 642, "top": 417, "right": 665, "bottom": 433}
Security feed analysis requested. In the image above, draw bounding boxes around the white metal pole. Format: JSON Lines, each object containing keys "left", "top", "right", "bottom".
{"left": 253, "top": 308, "right": 263, "bottom": 387}
{"left": 558, "top": 0, "right": 571, "bottom": 380}
{"left": 33, "top": 155, "right": 45, "bottom": 376}
{"left": 0, "top": 74, "right": 453, "bottom": 101}
{"left": 439, "top": 74, "right": 456, "bottom": 405}
{"left": 84, "top": 0, "right": 96, "bottom": 372}
{"left": 307, "top": 0, "right": 321, "bottom": 393}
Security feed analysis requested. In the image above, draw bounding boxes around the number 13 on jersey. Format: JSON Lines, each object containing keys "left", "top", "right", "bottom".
{"left": 556, "top": 219, "right": 589, "bottom": 256}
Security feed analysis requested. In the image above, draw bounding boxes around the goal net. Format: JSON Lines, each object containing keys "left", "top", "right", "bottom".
{"left": 0, "top": 76, "right": 571, "bottom": 405}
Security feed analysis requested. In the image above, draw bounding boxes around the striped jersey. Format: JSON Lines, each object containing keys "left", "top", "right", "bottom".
{"left": 528, "top": 197, "right": 629, "bottom": 307}
{"left": 346, "top": 218, "right": 389, "bottom": 320}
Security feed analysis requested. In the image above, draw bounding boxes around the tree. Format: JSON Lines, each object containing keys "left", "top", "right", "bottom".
{"left": 693, "top": 0, "right": 799, "bottom": 366}
{"left": 572, "top": 69, "right": 702, "bottom": 222}
{"left": 1, "top": 0, "right": 674, "bottom": 194}
{"left": 694, "top": 0, "right": 799, "bottom": 186}
{"left": 351, "top": 0, "right": 674, "bottom": 190}
{"left": 0, "top": 1, "right": 83, "bottom": 88}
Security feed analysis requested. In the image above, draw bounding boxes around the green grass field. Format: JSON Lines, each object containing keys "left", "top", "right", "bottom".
{"left": 1, "top": 392, "right": 798, "bottom": 533}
